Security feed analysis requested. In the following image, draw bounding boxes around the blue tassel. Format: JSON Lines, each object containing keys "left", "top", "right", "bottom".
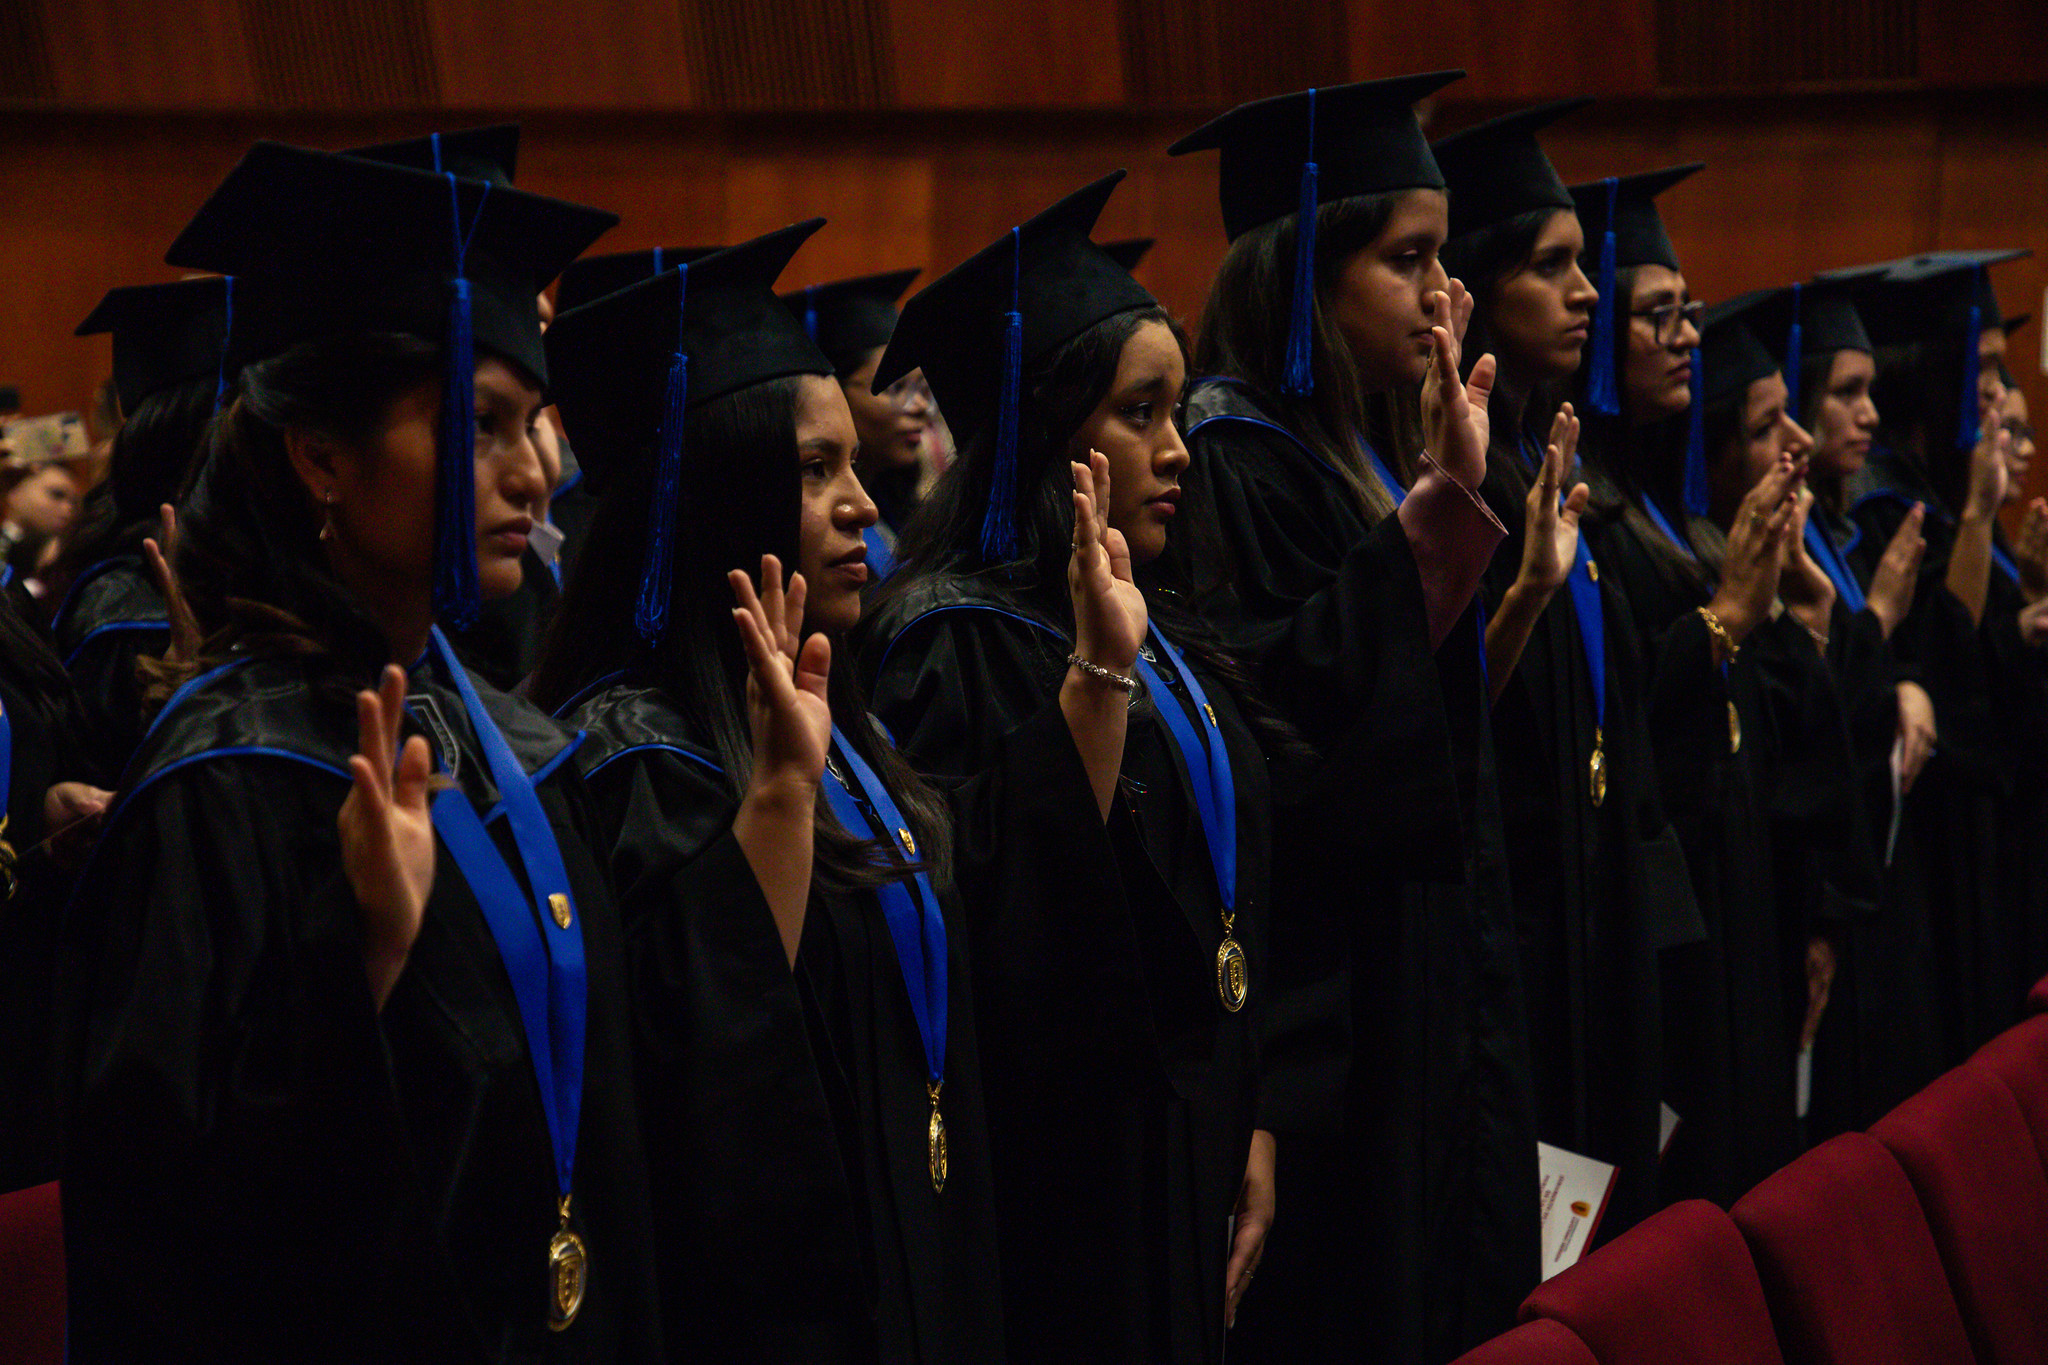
{"left": 1682, "top": 345, "right": 1708, "bottom": 517}
{"left": 1959, "top": 301, "right": 1983, "bottom": 450}
{"left": 979, "top": 227, "right": 1024, "bottom": 563}
{"left": 432, "top": 172, "right": 488, "bottom": 632}
{"left": 213, "top": 274, "right": 234, "bottom": 413}
{"left": 1783, "top": 282, "right": 1804, "bottom": 419}
{"left": 434, "top": 273, "right": 482, "bottom": 629}
{"left": 1586, "top": 177, "right": 1620, "bottom": 416}
{"left": 652, "top": 246, "right": 664, "bottom": 276}
{"left": 803, "top": 284, "right": 819, "bottom": 343}
{"left": 637, "top": 266, "right": 690, "bottom": 645}
{"left": 1282, "top": 88, "right": 1319, "bottom": 398}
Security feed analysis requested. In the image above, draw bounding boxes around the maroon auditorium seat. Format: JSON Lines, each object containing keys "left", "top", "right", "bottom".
{"left": 1520, "top": 1199, "right": 1783, "bottom": 1365}
{"left": 1972, "top": 1015, "right": 2048, "bottom": 1176}
{"left": 1872, "top": 1063, "right": 2048, "bottom": 1365}
{"left": 1448, "top": 1318, "right": 1601, "bottom": 1365}
{"left": 1730, "top": 1132, "right": 1974, "bottom": 1365}
{"left": 0, "top": 1182, "right": 64, "bottom": 1365}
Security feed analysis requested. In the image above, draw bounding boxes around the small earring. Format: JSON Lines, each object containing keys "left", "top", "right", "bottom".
{"left": 317, "top": 488, "right": 337, "bottom": 542}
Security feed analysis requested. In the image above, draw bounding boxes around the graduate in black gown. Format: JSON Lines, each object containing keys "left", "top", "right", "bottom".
{"left": 1839, "top": 250, "right": 2048, "bottom": 1052}
{"left": 1163, "top": 75, "right": 1538, "bottom": 1363}
{"left": 858, "top": 173, "right": 1276, "bottom": 1363}
{"left": 1434, "top": 102, "right": 1704, "bottom": 1247}
{"left": 1748, "top": 279, "right": 1943, "bottom": 1133}
{"left": 532, "top": 219, "right": 1146, "bottom": 1363}
{"left": 782, "top": 268, "right": 932, "bottom": 575}
{"left": 1567, "top": 173, "right": 1816, "bottom": 1206}
{"left": 56, "top": 140, "right": 666, "bottom": 1362}
{"left": 52, "top": 278, "right": 223, "bottom": 776}
{"left": 0, "top": 593, "right": 108, "bottom": 1191}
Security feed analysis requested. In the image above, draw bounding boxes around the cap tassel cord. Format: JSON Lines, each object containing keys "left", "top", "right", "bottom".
{"left": 1586, "top": 177, "right": 1620, "bottom": 416}
{"left": 433, "top": 172, "right": 490, "bottom": 632}
{"left": 213, "top": 275, "right": 234, "bottom": 413}
{"left": 1283, "top": 88, "right": 1319, "bottom": 398}
{"left": 803, "top": 284, "right": 820, "bottom": 343}
{"left": 1959, "top": 298, "right": 1984, "bottom": 450}
{"left": 637, "top": 264, "right": 690, "bottom": 645}
{"left": 980, "top": 226, "right": 1025, "bottom": 563}
{"left": 1682, "top": 345, "right": 1709, "bottom": 517}
{"left": 1783, "top": 282, "right": 1804, "bottom": 418}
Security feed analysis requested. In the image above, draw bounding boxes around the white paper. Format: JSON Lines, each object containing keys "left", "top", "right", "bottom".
{"left": 1886, "top": 737, "right": 1906, "bottom": 867}
{"left": 530, "top": 518, "right": 566, "bottom": 567}
{"left": 1537, "top": 1142, "right": 1619, "bottom": 1279}
{"left": 1796, "top": 1045, "right": 1814, "bottom": 1119}
{"left": 1659, "top": 1103, "right": 1681, "bottom": 1157}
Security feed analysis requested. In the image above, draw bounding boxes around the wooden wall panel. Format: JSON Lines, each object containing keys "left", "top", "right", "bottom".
{"left": 681, "top": 0, "right": 894, "bottom": 109}
{"left": 1120, "top": 0, "right": 1346, "bottom": 107}
{"left": 424, "top": 0, "right": 696, "bottom": 109}
{"left": 1345, "top": 0, "right": 1660, "bottom": 101}
{"left": 884, "top": 0, "right": 1125, "bottom": 108}
{"left": 37, "top": 0, "right": 252, "bottom": 105}
{"left": 238, "top": 0, "right": 441, "bottom": 108}
{"left": 0, "top": 0, "right": 55, "bottom": 100}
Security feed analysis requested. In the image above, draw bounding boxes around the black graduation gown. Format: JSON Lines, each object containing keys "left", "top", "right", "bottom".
{"left": 1585, "top": 511, "right": 1804, "bottom": 1205}
{"left": 858, "top": 576, "right": 1269, "bottom": 1365}
{"left": 58, "top": 653, "right": 663, "bottom": 1364}
{"left": 1845, "top": 451, "right": 2019, "bottom": 1058}
{"left": 0, "top": 611, "right": 93, "bottom": 1190}
{"left": 450, "top": 548, "right": 562, "bottom": 693}
{"left": 1478, "top": 459, "right": 1703, "bottom": 1248}
{"left": 1802, "top": 502, "right": 1948, "bottom": 1135}
{"left": 567, "top": 680, "right": 1031, "bottom": 1365}
{"left": 49, "top": 555, "right": 169, "bottom": 779}
{"left": 1166, "top": 379, "right": 1538, "bottom": 1365}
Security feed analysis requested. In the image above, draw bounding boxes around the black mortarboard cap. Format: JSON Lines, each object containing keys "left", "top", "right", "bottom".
{"left": 781, "top": 267, "right": 921, "bottom": 373}
{"left": 1433, "top": 98, "right": 1591, "bottom": 242}
{"left": 876, "top": 171, "right": 1155, "bottom": 561}
{"left": 1570, "top": 163, "right": 1705, "bottom": 415}
{"left": 1740, "top": 279, "right": 1872, "bottom": 418}
{"left": 546, "top": 220, "right": 830, "bottom": 644}
{"left": 1822, "top": 249, "right": 2030, "bottom": 448}
{"left": 1170, "top": 72, "right": 1462, "bottom": 399}
{"left": 1680, "top": 288, "right": 1788, "bottom": 515}
{"left": 164, "top": 140, "right": 617, "bottom": 628}
{"left": 75, "top": 276, "right": 233, "bottom": 415}
{"left": 1100, "top": 238, "right": 1154, "bottom": 273}
{"left": 556, "top": 246, "right": 723, "bottom": 314}
{"left": 343, "top": 124, "right": 520, "bottom": 186}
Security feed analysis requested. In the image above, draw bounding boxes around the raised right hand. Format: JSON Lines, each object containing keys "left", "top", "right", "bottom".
{"left": 1964, "top": 426, "right": 2012, "bottom": 520}
{"left": 730, "top": 555, "right": 831, "bottom": 798}
{"left": 2016, "top": 498, "right": 2048, "bottom": 602}
{"left": 340, "top": 664, "right": 435, "bottom": 1010}
{"left": 1866, "top": 503, "right": 1926, "bottom": 638}
{"left": 1706, "top": 456, "right": 1799, "bottom": 647}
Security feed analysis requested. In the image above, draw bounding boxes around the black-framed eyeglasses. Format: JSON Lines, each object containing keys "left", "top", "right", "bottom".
{"left": 1629, "top": 300, "right": 1706, "bottom": 344}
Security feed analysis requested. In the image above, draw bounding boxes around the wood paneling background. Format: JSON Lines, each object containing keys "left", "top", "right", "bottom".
{"left": 0, "top": 0, "right": 2041, "bottom": 493}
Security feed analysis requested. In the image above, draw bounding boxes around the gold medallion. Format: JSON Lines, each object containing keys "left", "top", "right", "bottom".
{"left": 1216, "top": 934, "right": 1248, "bottom": 1013}
{"left": 1587, "top": 557, "right": 1599, "bottom": 583}
{"left": 0, "top": 814, "right": 16, "bottom": 903}
{"left": 548, "top": 893, "right": 573, "bottom": 930}
{"left": 1728, "top": 700, "right": 1742, "bottom": 755}
{"left": 1588, "top": 730, "right": 1607, "bottom": 807}
{"left": 547, "top": 1196, "right": 588, "bottom": 1332}
{"left": 927, "top": 1082, "right": 948, "bottom": 1194}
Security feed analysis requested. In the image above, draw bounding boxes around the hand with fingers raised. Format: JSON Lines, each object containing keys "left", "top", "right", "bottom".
{"left": 341, "top": 664, "right": 436, "bottom": 1010}
{"left": 1068, "top": 450, "right": 1146, "bottom": 680}
{"left": 1865, "top": 503, "right": 1926, "bottom": 639}
{"left": 142, "top": 502, "right": 203, "bottom": 665}
{"left": 1421, "top": 282, "right": 1494, "bottom": 489}
{"left": 1517, "top": 404, "right": 1589, "bottom": 600}
{"left": 1708, "top": 455, "right": 1801, "bottom": 652}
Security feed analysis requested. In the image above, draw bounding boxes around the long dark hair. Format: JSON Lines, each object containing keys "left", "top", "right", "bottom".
{"left": 161, "top": 334, "right": 444, "bottom": 707}
{"left": 1443, "top": 206, "right": 1571, "bottom": 501}
{"left": 878, "top": 305, "right": 1298, "bottom": 753}
{"left": 55, "top": 374, "right": 217, "bottom": 592}
{"left": 1872, "top": 336, "right": 1973, "bottom": 512}
{"left": 530, "top": 376, "right": 952, "bottom": 894}
{"left": 1193, "top": 192, "right": 1418, "bottom": 525}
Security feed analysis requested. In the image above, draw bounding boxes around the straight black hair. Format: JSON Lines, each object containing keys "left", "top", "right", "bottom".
{"left": 56, "top": 373, "right": 217, "bottom": 592}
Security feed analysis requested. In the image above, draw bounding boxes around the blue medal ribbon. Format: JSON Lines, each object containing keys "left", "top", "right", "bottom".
{"left": 1803, "top": 516, "right": 1867, "bottom": 614}
{"left": 1523, "top": 440, "right": 1606, "bottom": 740}
{"left": 1992, "top": 539, "right": 2022, "bottom": 585}
{"left": 420, "top": 627, "right": 586, "bottom": 1203}
{"left": 1641, "top": 492, "right": 1694, "bottom": 560}
{"left": 1131, "top": 627, "right": 1238, "bottom": 923}
{"left": 821, "top": 725, "right": 947, "bottom": 1091}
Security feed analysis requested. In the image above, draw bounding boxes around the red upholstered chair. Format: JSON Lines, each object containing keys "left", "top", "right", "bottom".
{"left": 1448, "top": 1318, "right": 1601, "bottom": 1365}
{"left": 1872, "top": 1063, "right": 2048, "bottom": 1365}
{"left": 1520, "top": 1199, "right": 1784, "bottom": 1365}
{"left": 0, "top": 1182, "right": 64, "bottom": 1365}
{"left": 1730, "top": 1132, "right": 1974, "bottom": 1365}
{"left": 1972, "top": 1015, "right": 2048, "bottom": 1176}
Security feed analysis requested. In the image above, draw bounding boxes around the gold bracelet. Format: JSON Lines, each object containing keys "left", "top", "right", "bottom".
{"left": 1697, "top": 605, "right": 1739, "bottom": 662}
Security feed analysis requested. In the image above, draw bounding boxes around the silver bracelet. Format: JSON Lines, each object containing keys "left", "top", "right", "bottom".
{"left": 1067, "top": 652, "right": 1142, "bottom": 702}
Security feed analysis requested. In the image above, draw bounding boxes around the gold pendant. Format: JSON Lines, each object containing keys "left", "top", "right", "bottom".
{"left": 0, "top": 813, "right": 16, "bottom": 903}
{"left": 548, "top": 893, "right": 573, "bottom": 930}
{"left": 1728, "top": 700, "right": 1742, "bottom": 755}
{"left": 547, "top": 1195, "right": 588, "bottom": 1332}
{"left": 1216, "top": 934, "right": 1248, "bottom": 1013}
{"left": 927, "top": 1082, "right": 948, "bottom": 1194}
{"left": 1589, "top": 730, "right": 1607, "bottom": 807}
